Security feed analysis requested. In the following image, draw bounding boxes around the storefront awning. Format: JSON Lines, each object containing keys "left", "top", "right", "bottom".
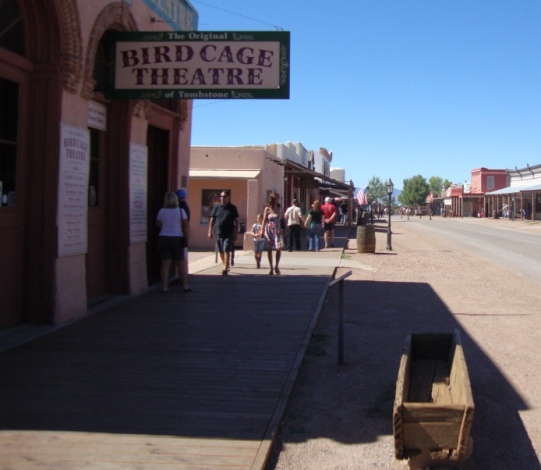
{"left": 486, "top": 183, "right": 541, "bottom": 195}
{"left": 284, "top": 160, "right": 351, "bottom": 192}
{"left": 189, "top": 169, "right": 261, "bottom": 179}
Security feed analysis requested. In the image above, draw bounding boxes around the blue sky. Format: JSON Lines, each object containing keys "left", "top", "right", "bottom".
{"left": 189, "top": 0, "right": 541, "bottom": 190}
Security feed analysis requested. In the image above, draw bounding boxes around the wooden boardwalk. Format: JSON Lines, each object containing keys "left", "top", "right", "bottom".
{"left": 0, "top": 230, "right": 348, "bottom": 469}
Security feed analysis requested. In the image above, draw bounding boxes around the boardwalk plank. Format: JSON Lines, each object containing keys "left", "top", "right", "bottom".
{"left": 0, "top": 241, "right": 344, "bottom": 469}
{"left": 2, "top": 432, "right": 259, "bottom": 469}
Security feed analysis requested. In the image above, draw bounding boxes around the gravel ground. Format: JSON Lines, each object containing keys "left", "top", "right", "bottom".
{"left": 266, "top": 217, "right": 541, "bottom": 470}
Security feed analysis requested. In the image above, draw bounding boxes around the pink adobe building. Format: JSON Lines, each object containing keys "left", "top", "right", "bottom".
{"left": 0, "top": 0, "right": 198, "bottom": 331}
{"left": 188, "top": 144, "right": 352, "bottom": 251}
{"left": 188, "top": 146, "right": 285, "bottom": 251}
{"left": 470, "top": 168, "right": 508, "bottom": 194}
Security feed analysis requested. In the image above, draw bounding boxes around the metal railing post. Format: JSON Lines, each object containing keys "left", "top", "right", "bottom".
{"left": 329, "top": 270, "right": 352, "bottom": 365}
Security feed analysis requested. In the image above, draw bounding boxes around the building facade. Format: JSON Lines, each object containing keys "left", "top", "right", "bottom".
{"left": 470, "top": 167, "right": 508, "bottom": 194}
{"left": 485, "top": 164, "right": 541, "bottom": 220}
{"left": 436, "top": 168, "right": 507, "bottom": 218}
{"left": 266, "top": 141, "right": 316, "bottom": 213}
{"left": 0, "top": 0, "right": 197, "bottom": 330}
{"left": 188, "top": 143, "right": 354, "bottom": 252}
{"left": 189, "top": 146, "right": 285, "bottom": 251}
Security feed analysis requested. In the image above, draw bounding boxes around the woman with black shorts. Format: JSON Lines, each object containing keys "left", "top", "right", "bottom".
{"left": 156, "top": 192, "right": 190, "bottom": 293}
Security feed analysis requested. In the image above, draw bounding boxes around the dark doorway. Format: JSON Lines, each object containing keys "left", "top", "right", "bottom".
{"left": 86, "top": 127, "right": 108, "bottom": 303}
{"left": 146, "top": 126, "right": 170, "bottom": 285}
{"left": 0, "top": 74, "right": 25, "bottom": 328}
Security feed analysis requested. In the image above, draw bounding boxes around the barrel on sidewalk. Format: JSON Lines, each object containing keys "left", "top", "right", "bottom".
{"left": 357, "top": 225, "right": 376, "bottom": 253}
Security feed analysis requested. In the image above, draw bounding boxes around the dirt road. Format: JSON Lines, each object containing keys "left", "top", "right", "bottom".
{"left": 266, "top": 217, "right": 541, "bottom": 470}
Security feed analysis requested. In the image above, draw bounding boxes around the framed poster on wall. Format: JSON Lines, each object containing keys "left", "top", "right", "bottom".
{"left": 200, "top": 189, "right": 229, "bottom": 224}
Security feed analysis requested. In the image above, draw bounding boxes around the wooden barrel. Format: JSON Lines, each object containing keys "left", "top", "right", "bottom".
{"left": 357, "top": 225, "right": 376, "bottom": 253}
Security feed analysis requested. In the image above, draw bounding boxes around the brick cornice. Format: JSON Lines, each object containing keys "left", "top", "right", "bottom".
{"left": 55, "top": 0, "right": 83, "bottom": 93}
{"left": 82, "top": 2, "right": 137, "bottom": 100}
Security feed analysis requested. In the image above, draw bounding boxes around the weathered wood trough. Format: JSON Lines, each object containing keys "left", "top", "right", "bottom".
{"left": 393, "top": 330, "right": 474, "bottom": 464}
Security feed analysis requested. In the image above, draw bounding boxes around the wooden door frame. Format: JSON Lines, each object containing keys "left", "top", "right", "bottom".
{"left": 145, "top": 125, "right": 171, "bottom": 284}
{"left": 104, "top": 100, "right": 133, "bottom": 294}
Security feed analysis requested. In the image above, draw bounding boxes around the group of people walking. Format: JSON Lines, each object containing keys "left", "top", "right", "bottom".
{"left": 156, "top": 189, "right": 340, "bottom": 289}
{"left": 305, "top": 197, "right": 338, "bottom": 251}
{"left": 247, "top": 193, "right": 339, "bottom": 274}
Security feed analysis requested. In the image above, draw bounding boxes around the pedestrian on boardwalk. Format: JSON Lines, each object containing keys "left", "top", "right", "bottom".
{"left": 250, "top": 213, "right": 265, "bottom": 269}
{"left": 321, "top": 196, "right": 337, "bottom": 248}
{"left": 341, "top": 200, "right": 348, "bottom": 224}
{"left": 208, "top": 190, "right": 239, "bottom": 276}
{"left": 156, "top": 191, "right": 190, "bottom": 293}
{"left": 305, "top": 200, "right": 324, "bottom": 252}
{"left": 284, "top": 198, "right": 305, "bottom": 251}
{"left": 260, "top": 192, "right": 284, "bottom": 275}
{"left": 176, "top": 188, "right": 191, "bottom": 287}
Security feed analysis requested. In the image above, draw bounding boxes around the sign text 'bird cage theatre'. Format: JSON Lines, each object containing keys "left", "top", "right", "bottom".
{"left": 106, "top": 31, "right": 290, "bottom": 100}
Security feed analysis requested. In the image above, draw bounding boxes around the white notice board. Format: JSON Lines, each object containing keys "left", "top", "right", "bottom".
{"left": 129, "top": 143, "right": 148, "bottom": 244}
{"left": 57, "top": 123, "right": 90, "bottom": 257}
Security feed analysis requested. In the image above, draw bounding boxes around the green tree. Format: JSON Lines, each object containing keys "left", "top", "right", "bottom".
{"left": 367, "top": 176, "right": 386, "bottom": 203}
{"left": 428, "top": 176, "right": 443, "bottom": 196}
{"left": 398, "top": 175, "right": 430, "bottom": 207}
{"left": 442, "top": 179, "right": 452, "bottom": 190}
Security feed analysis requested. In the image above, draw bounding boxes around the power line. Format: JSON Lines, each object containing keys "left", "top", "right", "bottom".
{"left": 193, "top": 100, "right": 225, "bottom": 108}
{"left": 191, "top": 1, "right": 283, "bottom": 30}
{"left": 188, "top": 1, "right": 285, "bottom": 109}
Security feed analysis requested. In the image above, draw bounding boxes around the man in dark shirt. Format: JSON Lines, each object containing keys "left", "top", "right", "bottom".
{"left": 208, "top": 190, "right": 239, "bottom": 275}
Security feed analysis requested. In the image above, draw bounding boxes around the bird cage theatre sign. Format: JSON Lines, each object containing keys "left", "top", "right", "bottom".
{"left": 106, "top": 31, "right": 290, "bottom": 99}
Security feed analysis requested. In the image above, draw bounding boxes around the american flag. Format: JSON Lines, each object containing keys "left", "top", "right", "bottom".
{"left": 356, "top": 186, "right": 369, "bottom": 206}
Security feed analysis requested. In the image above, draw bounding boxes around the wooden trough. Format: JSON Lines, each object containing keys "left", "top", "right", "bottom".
{"left": 393, "top": 330, "right": 474, "bottom": 463}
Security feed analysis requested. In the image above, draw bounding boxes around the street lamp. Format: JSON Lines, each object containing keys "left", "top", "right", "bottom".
{"left": 386, "top": 179, "right": 394, "bottom": 251}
